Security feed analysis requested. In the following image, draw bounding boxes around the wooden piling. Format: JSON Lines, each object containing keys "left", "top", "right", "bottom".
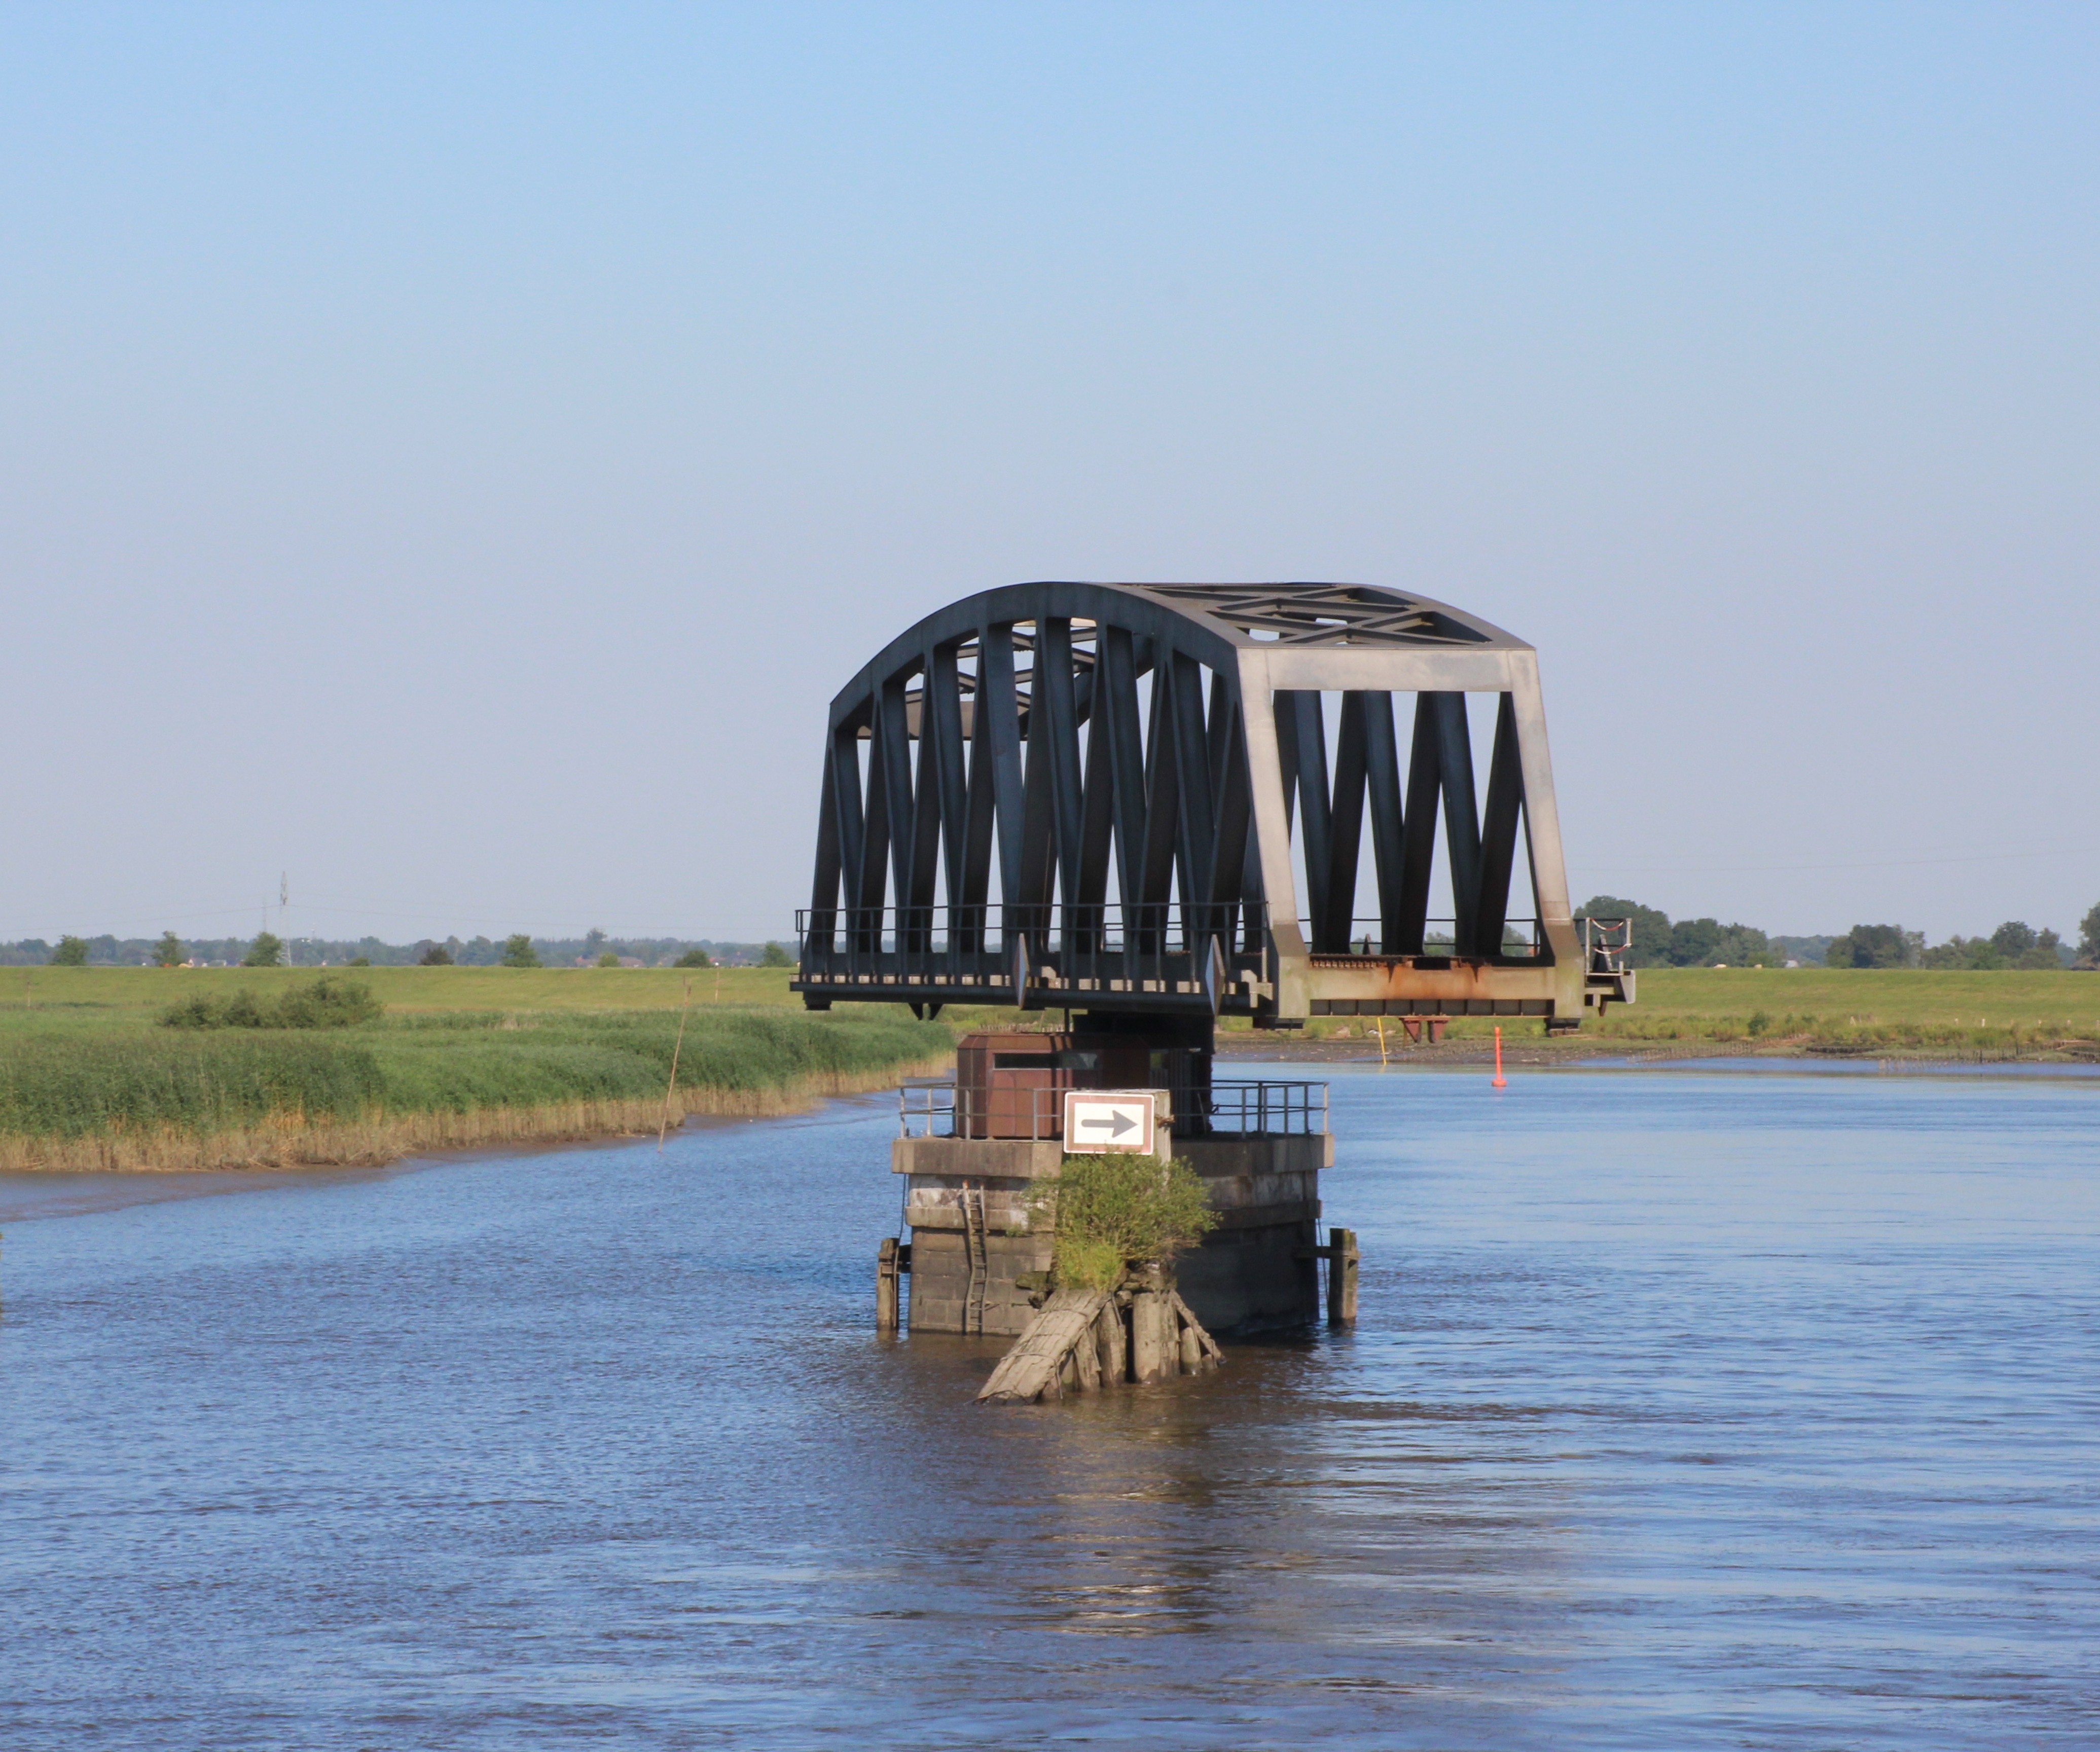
{"left": 1095, "top": 1300, "right": 1127, "bottom": 1384}
{"left": 978, "top": 1274, "right": 1224, "bottom": 1404}
{"left": 1130, "top": 1287, "right": 1174, "bottom": 1383}
{"left": 1326, "top": 1226, "right": 1359, "bottom": 1324}
{"left": 876, "top": 1236, "right": 900, "bottom": 1332}
{"left": 977, "top": 1288, "right": 1111, "bottom": 1403}
{"left": 1168, "top": 1292, "right": 1224, "bottom": 1369}
{"left": 1073, "top": 1321, "right": 1101, "bottom": 1390}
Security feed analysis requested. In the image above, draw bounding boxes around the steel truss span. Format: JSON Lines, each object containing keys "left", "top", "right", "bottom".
{"left": 794, "top": 581, "right": 1620, "bottom": 1027}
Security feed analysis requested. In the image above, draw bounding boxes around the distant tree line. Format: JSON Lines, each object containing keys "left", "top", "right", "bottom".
{"left": 1575, "top": 898, "right": 1783, "bottom": 967}
{"left": 1577, "top": 898, "right": 2099, "bottom": 970}
{"left": 0, "top": 930, "right": 801, "bottom": 968}
{"left": 17, "top": 902, "right": 2100, "bottom": 971}
{"left": 1824, "top": 918, "right": 2082, "bottom": 971}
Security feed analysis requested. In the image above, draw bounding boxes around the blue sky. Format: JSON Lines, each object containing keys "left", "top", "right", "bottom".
{"left": 3, "top": 3, "right": 2094, "bottom": 944}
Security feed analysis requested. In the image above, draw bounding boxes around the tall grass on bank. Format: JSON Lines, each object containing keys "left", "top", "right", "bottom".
{"left": 0, "top": 1007, "right": 952, "bottom": 1171}
{"left": 1, "top": 1033, "right": 388, "bottom": 1140}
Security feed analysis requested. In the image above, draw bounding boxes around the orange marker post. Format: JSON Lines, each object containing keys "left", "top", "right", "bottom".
{"left": 1491, "top": 1025, "right": 1507, "bottom": 1089}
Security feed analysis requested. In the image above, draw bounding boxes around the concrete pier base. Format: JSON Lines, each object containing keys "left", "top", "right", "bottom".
{"left": 894, "top": 1131, "right": 1333, "bottom": 1337}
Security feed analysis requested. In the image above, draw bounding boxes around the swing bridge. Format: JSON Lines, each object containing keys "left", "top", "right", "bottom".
{"left": 787, "top": 580, "right": 1634, "bottom": 1343}
{"left": 791, "top": 580, "right": 1634, "bottom": 1030}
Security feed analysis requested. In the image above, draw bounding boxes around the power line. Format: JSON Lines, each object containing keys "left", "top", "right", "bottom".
{"left": 1577, "top": 844, "right": 2099, "bottom": 878}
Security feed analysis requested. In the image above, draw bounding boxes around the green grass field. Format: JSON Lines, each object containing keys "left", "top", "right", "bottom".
{"left": 1608, "top": 967, "right": 2100, "bottom": 1029}
{"left": 0, "top": 963, "right": 808, "bottom": 1035}
{"left": 23, "top": 963, "right": 2081, "bottom": 1033}
{"left": 2, "top": 962, "right": 2091, "bottom": 1172}
{"left": 1566, "top": 967, "right": 2098, "bottom": 1056}
{"left": 0, "top": 966, "right": 950, "bottom": 1171}
{"left": 1216, "top": 966, "right": 2100, "bottom": 1057}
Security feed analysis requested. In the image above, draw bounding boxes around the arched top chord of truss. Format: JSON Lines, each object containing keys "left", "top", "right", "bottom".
{"left": 799, "top": 581, "right": 1586, "bottom": 1025}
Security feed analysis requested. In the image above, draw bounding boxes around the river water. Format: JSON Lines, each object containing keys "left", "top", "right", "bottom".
{"left": 2, "top": 1066, "right": 2094, "bottom": 1749}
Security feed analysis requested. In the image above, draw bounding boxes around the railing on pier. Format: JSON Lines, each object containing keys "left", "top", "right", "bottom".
{"left": 1580, "top": 916, "right": 1632, "bottom": 974}
{"left": 1576, "top": 916, "right": 1635, "bottom": 1008}
{"left": 1202, "top": 1080, "right": 1330, "bottom": 1138}
{"left": 897, "top": 1078, "right": 1329, "bottom": 1142}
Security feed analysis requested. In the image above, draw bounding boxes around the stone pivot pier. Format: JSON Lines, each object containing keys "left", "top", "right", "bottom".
{"left": 894, "top": 1023, "right": 1334, "bottom": 1337}
{"left": 790, "top": 581, "right": 1634, "bottom": 1378}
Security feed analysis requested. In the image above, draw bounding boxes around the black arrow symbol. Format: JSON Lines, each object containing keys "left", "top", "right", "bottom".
{"left": 1078, "top": 1111, "right": 1138, "bottom": 1137}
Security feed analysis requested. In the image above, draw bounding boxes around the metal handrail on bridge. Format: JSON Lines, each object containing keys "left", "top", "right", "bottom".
{"left": 897, "top": 1078, "right": 1329, "bottom": 1142}
{"left": 1301, "top": 916, "right": 1548, "bottom": 960}
{"left": 798, "top": 900, "right": 1272, "bottom": 1013}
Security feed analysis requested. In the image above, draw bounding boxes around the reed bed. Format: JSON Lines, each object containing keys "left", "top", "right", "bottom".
{"left": 0, "top": 1006, "right": 952, "bottom": 1172}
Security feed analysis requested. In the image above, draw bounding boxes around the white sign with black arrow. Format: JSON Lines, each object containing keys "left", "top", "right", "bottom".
{"left": 1061, "top": 1089, "right": 1158, "bottom": 1155}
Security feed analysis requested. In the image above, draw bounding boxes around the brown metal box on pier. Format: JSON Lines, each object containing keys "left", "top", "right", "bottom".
{"left": 952, "top": 1031, "right": 1206, "bottom": 1140}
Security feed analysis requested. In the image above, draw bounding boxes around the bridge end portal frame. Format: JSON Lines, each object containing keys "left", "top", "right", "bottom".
{"left": 792, "top": 579, "right": 1631, "bottom": 1031}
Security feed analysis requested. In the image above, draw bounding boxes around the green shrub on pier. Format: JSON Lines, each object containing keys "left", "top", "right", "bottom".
{"left": 1030, "top": 1152, "right": 1217, "bottom": 1292}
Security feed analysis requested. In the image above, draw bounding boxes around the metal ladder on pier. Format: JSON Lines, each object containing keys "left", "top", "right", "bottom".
{"left": 960, "top": 1181, "right": 990, "bottom": 1335}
